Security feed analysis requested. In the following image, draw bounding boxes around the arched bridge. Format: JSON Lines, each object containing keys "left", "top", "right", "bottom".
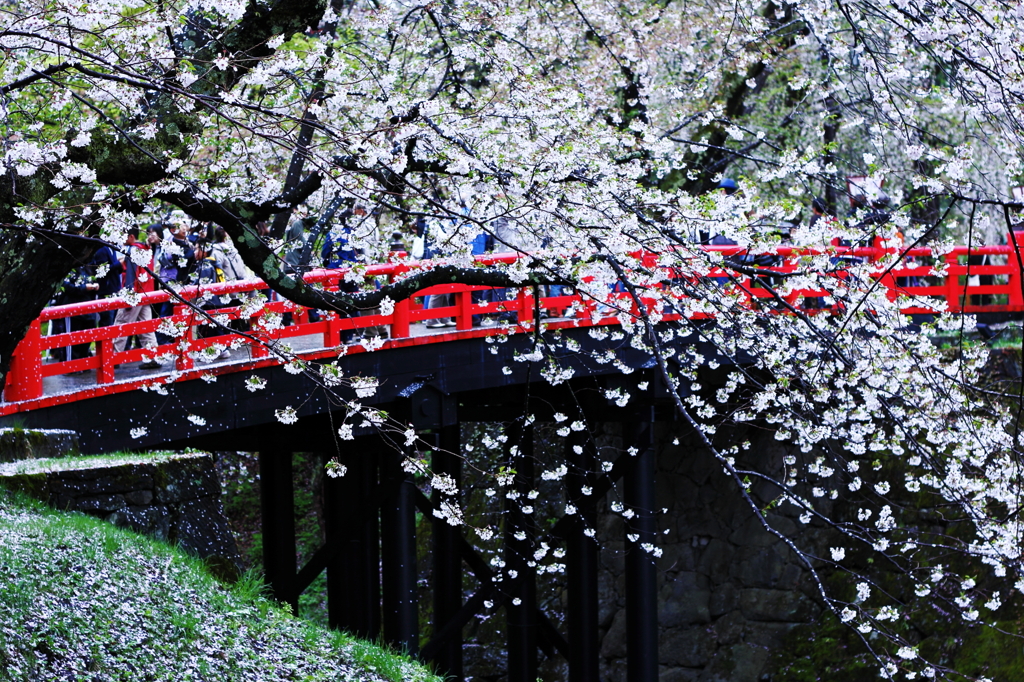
{"left": 1, "top": 240, "right": 1021, "bottom": 682}
{"left": 1, "top": 240, "right": 1021, "bottom": 449}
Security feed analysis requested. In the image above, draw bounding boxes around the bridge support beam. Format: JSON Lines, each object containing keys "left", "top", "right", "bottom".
{"left": 625, "top": 413, "right": 659, "bottom": 682}
{"left": 506, "top": 424, "right": 537, "bottom": 682}
{"left": 567, "top": 428, "right": 599, "bottom": 682}
{"left": 381, "top": 449, "right": 419, "bottom": 654}
{"left": 325, "top": 448, "right": 380, "bottom": 639}
{"left": 430, "top": 424, "right": 463, "bottom": 680}
{"left": 259, "top": 450, "right": 297, "bottom": 614}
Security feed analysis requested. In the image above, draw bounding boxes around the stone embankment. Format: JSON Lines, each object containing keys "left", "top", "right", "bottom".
{"left": 0, "top": 429, "right": 241, "bottom": 579}
{"left": 591, "top": 422, "right": 819, "bottom": 682}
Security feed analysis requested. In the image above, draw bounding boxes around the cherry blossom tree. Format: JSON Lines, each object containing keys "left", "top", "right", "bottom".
{"left": 4, "top": 0, "right": 1024, "bottom": 678}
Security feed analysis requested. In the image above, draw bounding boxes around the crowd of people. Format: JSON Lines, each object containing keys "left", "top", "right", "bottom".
{"left": 51, "top": 216, "right": 253, "bottom": 370}
{"left": 48, "top": 185, "right": 908, "bottom": 369}
{"left": 48, "top": 201, "right": 527, "bottom": 368}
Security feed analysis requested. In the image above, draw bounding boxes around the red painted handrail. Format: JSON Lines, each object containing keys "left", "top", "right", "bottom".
{"left": 4, "top": 238, "right": 1024, "bottom": 409}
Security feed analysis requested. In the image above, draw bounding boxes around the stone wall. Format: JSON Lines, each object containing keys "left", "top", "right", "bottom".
{"left": 0, "top": 427, "right": 79, "bottom": 462}
{"left": 592, "top": 421, "right": 824, "bottom": 682}
{"left": 0, "top": 447, "right": 242, "bottom": 580}
{"left": 460, "top": 419, "right": 830, "bottom": 682}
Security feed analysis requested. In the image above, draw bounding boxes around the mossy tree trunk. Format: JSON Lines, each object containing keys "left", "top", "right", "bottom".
{"left": 0, "top": 0, "right": 330, "bottom": 393}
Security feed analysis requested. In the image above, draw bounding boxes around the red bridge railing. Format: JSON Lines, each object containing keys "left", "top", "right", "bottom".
{"left": 4, "top": 238, "right": 1024, "bottom": 408}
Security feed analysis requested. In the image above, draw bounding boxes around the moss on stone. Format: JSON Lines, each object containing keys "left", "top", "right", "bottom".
{"left": 952, "top": 618, "right": 1024, "bottom": 679}
{"left": 0, "top": 473, "right": 47, "bottom": 500}
{"left": 768, "top": 621, "right": 876, "bottom": 682}
{"left": 0, "top": 428, "right": 79, "bottom": 463}
{"left": 768, "top": 592, "right": 1024, "bottom": 681}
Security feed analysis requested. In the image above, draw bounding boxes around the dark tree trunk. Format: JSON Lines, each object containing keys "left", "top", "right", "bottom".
{"left": 0, "top": 0, "right": 334, "bottom": 394}
{"left": 0, "top": 232, "right": 95, "bottom": 393}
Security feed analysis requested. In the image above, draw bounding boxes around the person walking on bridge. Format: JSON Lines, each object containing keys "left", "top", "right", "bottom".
{"left": 321, "top": 206, "right": 366, "bottom": 343}
{"left": 51, "top": 264, "right": 99, "bottom": 363}
{"left": 113, "top": 227, "right": 160, "bottom": 369}
{"left": 90, "top": 243, "right": 123, "bottom": 329}
{"left": 211, "top": 227, "right": 250, "bottom": 283}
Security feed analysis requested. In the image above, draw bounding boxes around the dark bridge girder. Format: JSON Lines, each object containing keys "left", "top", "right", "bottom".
{"left": 0, "top": 324, "right": 710, "bottom": 454}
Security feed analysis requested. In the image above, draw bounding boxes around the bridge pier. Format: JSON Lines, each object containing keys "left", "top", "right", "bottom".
{"left": 259, "top": 450, "right": 297, "bottom": 614}
{"left": 567, "top": 427, "right": 599, "bottom": 682}
{"left": 255, "top": 410, "right": 664, "bottom": 680}
{"left": 324, "top": 448, "right": 380, "bottom": 639}
{"left": 625, "top": 412, "right": 659, "bottom": 682}
{"left": 430, "top": 424, "right": 464, "bottom": 679}
{"left": 506, "top": 423, "right": 538, "bottom": 682}
{"left": 381, "top": 448, "right": 419, "bottom": 654}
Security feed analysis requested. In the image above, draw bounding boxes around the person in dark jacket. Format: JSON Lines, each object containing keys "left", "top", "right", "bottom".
{"left": 54, "top": 265, "right": 100, "bottom": 362}
{"left": 321, "top": 208, "right": 363, "bottom": 270}
{"left": 90, "top": 244, "right": 123, "bottom": 328}
{"left": 283, "top": 219, "right": 311, "bottom": 274}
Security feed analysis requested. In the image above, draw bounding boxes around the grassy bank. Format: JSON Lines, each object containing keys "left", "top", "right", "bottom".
{"left": 0, "top": 489, "right": 439, "bottom": 682}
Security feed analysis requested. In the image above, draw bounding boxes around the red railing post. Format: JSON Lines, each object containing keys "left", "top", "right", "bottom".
{"left": 580, "top": 292, "right": 597, "bottom": 323}
{"left": 518, "top": 287, "right": 534, "bottom": 326}
{"left": 451, "top": 290, "right": 470, "bottom": 331}
{"left": 4, "top": 319, "right": 43, "bottom": 402}
{"left": 251, "top": 317, "right": 271, "bottom": 357}
{"left": 97, "top": 338, "right": 115, "bottom": 384}
{"left": 391, "top": 298, "right": 411, "bottom": 338}
{"left": 324, "top": 312, "right": 342, "bottom": 347}
{"left": 945, "top": 252, "right": 962, "bottom": 313}
{"left": 1008, "top": 231, "right": 1024, "bottom": 308}
{"left": 174, "top": 304, "right": 195, "bottom": 371}
{"left": 871, "top": 236, "right": 899, "bottom": 301}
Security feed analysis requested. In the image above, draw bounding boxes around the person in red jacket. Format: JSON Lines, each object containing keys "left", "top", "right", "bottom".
{"left": 113, "top": 227, "right": 160, "bottom": 369}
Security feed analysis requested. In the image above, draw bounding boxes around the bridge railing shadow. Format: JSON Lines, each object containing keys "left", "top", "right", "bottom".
{"left": 4, "top": 240, "right": 1023, "bottom": 404}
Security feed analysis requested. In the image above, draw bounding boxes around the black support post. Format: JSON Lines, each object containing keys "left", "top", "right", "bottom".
{"left": 324, "top": 448, "right": 380, "bottom": 639}
{"left": 381, "top": 450, "right": 419, "bottom": 654}
{"left": 259, "top": 450, "right": 297, "bottom": 614}
{"left": 357, "top": 451, "right": 382, "bottom": 639}
{"left": 505, "top": 424, "right": 537, "bottom": 682}
{"left": 567, "top": 428, "right": 599, "bottom": 682}
{"left": 625, "top": 413, "right": 659, "bottom": 682}
{"left": 431, "top": 425, "right": 463, "bottom": 680}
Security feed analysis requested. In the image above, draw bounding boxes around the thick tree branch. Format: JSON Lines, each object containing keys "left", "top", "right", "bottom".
{"left": 0, "top": 62, "right": 72, "bottom": 95}
{"left": 189, "top": 0, "right": 328, "bottom": 94}
{"left": 164, "top": 180, "right": 571, "bottom": 314}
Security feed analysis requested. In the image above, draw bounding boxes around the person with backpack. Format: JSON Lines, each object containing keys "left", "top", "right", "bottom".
{"left": 211, "top": 227, "right": 250, "bottom": 282}
{"left": 158, "top": 221, "right": 197, "bottom": 285}
{"left": 194, "top": 241, "right": 227, "bottom": 298}
{"left": 192, "top": 240, "right": 231, "bottom": 359}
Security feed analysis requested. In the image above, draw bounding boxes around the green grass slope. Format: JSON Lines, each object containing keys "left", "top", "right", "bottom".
{"left": 0, "top": 490, "right": 439, "bottom": 682}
